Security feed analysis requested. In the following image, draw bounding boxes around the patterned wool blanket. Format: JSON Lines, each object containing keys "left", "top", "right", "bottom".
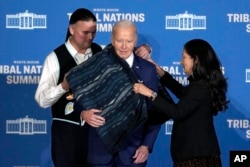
{"left": 66, "top": 46, "right": 147, "bottom": 153}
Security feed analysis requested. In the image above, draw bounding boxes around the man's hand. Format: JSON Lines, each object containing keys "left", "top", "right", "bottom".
{"left": 132, "top": 145, "right": 149, "bottom": 164}
{"left": 61, "top": 74, "right": 70, "bottom": 91}
{"left": 81, "top": 109, "right": 105, "bottom": 127}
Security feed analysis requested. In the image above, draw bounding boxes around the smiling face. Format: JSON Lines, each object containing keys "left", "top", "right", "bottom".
{"left": 111, "top": 21, "right": 137, "bottom": 59}
{"left": 181, "top": 49, "right": 195, "bottom": 76}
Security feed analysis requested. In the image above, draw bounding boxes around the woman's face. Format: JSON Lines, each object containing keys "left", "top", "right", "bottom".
{"left": 181, "top": 49, "right": 194, "bottom": 76}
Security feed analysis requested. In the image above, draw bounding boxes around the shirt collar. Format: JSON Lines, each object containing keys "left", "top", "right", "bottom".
{"left": 65, "top": 38, "right": 92, "bottom": 55}
{"left": 125, "top": 53, "right": 134, "bottom": 68}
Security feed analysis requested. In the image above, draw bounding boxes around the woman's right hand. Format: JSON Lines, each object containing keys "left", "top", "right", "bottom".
{"left": 133, "top": 83, "right": 153, "bottom": 98}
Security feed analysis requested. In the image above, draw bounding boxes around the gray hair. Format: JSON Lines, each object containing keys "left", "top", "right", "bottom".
{"left": 112, "top": 20, "right": 137, "bottom": 36}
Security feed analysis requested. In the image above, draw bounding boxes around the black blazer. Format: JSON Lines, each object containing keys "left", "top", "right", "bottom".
{"left": 153, "top": 72, "right": 221, "bottom": 162}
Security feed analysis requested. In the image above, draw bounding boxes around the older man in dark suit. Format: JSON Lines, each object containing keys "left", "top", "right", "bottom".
{"left": 67, "top": 19, "right": 161, "bottom": 167}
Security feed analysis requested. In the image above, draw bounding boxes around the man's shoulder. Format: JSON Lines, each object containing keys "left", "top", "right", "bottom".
{"left": 53, "top": 43, "right": 66, "bottom": 51}
{"left": 53, "top": 43, "right": 69, "bottom": 58}
{"left": 135, "top": 55, "right": 155, "bottom": 68}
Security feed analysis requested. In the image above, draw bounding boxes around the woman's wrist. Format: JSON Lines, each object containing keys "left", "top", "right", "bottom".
{"left": 156, "top": 65, "right": 165, "bottom": 77}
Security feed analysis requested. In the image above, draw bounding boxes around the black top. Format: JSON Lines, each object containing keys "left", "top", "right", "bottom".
{"left": 153, "top": 72, "right": 220, "bottom": 162}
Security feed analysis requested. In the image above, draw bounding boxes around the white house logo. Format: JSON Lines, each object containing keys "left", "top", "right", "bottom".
{"left": 246, "top": 69, "right": 250, "bottom": 83}
{"left": 6, "top": 10, "right": 47, "bottom": 30}
{"left": 165, "top": 11, "right": 206, "bottom": 31}
{"left": 6, "top": 115, "right": 47, "bottom": 135}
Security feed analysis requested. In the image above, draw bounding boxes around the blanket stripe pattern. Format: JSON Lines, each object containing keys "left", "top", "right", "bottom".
{"left": 66, "top": 47, "right": 147, "bottom": 153}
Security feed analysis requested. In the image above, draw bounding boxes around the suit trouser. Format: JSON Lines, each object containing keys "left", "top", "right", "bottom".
{"left": 51, "top": 120, "right": 88, "bottom": 167}
{"left": 87, "top": 125, "right": 147, "bottom": 167}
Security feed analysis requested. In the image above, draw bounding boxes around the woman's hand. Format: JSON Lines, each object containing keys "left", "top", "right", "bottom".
{"left": 134, "top": 83, "right": 153, "bottom": 98}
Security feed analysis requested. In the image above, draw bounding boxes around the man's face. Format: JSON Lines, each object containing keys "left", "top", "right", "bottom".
{"left": 69, "top": 20, "right": 97, "bottom": 53}
{"left": 111, "top": 26, "right": 137, "bottom": 59}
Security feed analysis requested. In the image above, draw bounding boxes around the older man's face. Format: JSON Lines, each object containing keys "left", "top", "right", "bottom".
{"left": 111, "top": 26, "right": 137, "bottom": 59}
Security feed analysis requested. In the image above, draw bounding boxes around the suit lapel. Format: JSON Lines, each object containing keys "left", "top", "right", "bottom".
{"left": 132, "top": 56, "right": 143, "bottom": 83}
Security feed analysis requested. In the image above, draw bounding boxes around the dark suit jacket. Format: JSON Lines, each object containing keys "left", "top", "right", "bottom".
{"left": 87, "top": 53, "right": 161, "bottom": 165}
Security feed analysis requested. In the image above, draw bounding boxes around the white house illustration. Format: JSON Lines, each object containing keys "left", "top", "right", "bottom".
{"left": 6, "top": 10, "right": 47, "bottom": 30}
{"left": 6, "top": 115, "right": 47, "bottom": 135}
{"left": 165, "top": 11, "right": 206, "bottom": 31}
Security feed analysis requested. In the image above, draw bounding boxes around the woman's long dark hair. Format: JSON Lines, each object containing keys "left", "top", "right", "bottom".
{"left": 184, "top": 39, "right": 229, "bottom": 115}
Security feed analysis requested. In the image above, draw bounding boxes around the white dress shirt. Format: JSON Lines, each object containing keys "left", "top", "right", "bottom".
{"left": 35, "top": 39, "right": 93, "bottom": 108}
{"left": 125, "top": 53, "right": 134, "bottom": 68}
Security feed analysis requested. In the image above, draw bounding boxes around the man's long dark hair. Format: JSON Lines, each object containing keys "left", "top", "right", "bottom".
{"left": 65, "top": 8, "right": 97, "bottom": 41}
{"left": 184, "top": 39, "right": 230, "bottom": 115}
